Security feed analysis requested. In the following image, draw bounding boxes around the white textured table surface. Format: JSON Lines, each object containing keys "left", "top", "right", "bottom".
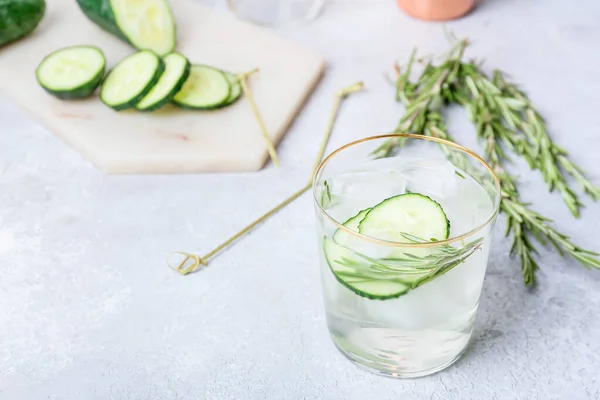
{"left": 1, "top": 0, "right": 600, "bottom": 399}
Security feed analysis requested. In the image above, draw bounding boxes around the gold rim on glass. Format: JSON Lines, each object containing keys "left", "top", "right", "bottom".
{"left": 312, "top": 133, "right": 502, "bottom": 248}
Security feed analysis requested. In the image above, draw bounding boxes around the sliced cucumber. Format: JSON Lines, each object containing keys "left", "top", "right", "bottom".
{"left": 36, "top": 45, "right": 106, "bottom": 100}
{"left": 110, "top": 0, "right": 176, "bottom": 56}
{"left": 224, "top": 72, "right": 242, "bottom": 105}
{"left": 100, "top": 50, "right": 165, "bottom": 111}
{"left": 332, "top": 208, "right": 369, "bottom": 245}
{"left": 324, "top": 194, "right": 453, "bottom": 301}
{"left": 172, "top": 65, "right": 231, "bottom": 110}
{"left": 359, "top": 193, "right": 450, "bottom": 243}
{"left": 136, "top": 52, "right": 190, "bottom": 112}
{"left": 324, "top": 209, "right": 410, "bottom": 300}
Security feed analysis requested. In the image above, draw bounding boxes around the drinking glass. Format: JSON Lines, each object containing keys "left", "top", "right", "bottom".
{"left": 227, "top": 0, "right": 325, "bottom": 26}
{"left": 312, "top": 134, "right": 501, "bottom": 378}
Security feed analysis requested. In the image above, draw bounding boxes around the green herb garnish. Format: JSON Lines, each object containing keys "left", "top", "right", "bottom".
{"left": 374, "top": 38, "right": 600, "bottom": 286}
{"left": 335, "top": 234, "right": 484, "bottom": 290}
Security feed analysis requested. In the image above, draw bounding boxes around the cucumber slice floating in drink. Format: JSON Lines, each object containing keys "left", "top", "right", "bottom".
{"left": 323, "top": 193, "right": 453, "bottom": 301}
{"left": 359, "top": 193, "right": 450, "bottom": 243}
{"left": 324, "top": 209, "right": 412, "bottom": 300}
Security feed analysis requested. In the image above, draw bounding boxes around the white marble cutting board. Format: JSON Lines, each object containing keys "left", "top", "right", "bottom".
{"left": 0, "top": 0, "right": 325, "bottom": 174}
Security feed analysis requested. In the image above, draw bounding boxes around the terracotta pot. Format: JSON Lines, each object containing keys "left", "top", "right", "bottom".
{"left": 396, "top": 0, "right": 476, "bottom": 21}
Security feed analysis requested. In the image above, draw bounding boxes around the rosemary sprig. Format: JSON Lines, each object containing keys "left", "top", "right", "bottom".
{"left": 493, "top": 72, "right": 600, "bottom": 203}
{"left": 335, "top": 234, "right": 484, "bottom": 290}
{"left": 373, "top": 40, "right": 468, "bottom": 158}
{"left": 457, "top": 68, "right": 596, "bottom": 217}
{"left": 377, "top": 41, "right": 600, "bottom": 286}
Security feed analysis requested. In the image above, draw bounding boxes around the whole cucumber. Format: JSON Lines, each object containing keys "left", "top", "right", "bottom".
{"left": 0, "top": 0, "right": 46, "bottom": 47}
{"left": 75, "top": 0, "right": 128, "bottom": 43}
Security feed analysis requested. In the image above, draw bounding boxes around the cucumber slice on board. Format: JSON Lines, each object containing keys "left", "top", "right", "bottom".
{"left": 100, "top": 50, "right": 165, "bottom": 111}
{"left": 224, "top": 72, "right": 242, "bottom": 105}
{"left": 172, "top": 65, "right": 231, "bottom": 110}
{"left": 36, "top": 45, "right": 106, "bottom": 100}
{"left": 323, "top": 209, "right": 411, "bottom": 301}
{"left": 136, "top": 52, "right": 190, "bottom": 112}
{"left": 359, "top": 193, "right": 450, "bottom": 243}
{"left": 110, "top": 0, "right": 176, "bottom": 56}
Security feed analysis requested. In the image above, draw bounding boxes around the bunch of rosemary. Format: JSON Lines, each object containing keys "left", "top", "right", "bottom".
{"left": 374, "top": 39, "right": 600, "bottom": 286}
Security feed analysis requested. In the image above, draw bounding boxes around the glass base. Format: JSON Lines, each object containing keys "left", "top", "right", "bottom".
{"left": 331, "top": 332, "right": 470, "bottom": 379}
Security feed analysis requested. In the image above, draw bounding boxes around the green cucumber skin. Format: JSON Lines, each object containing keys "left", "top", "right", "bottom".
{"left": 39, "top": 68, "right": 104, "bottom": 100}
{"left": 137, "top": 56, "right": 191, "bottom": 112}
{"left": 330, "top": 272, "right": 409, "bottom": 300}
{"left": 226, "top": 84, "right": 242, "bottom": 105}
{"left": 324, "top": 209, "right": 410, "bottom": 301}
{"left": 172, "top": 98, "right": 233, "bottom": 111}
{"left": 223, "top": 72, "right": 242, "bottom": 106}
{"left": 322, "top": 236, "right": 410, "bottom": 301}
{"left": 101, "top": 57, "right": 166, "bottom": 111}
{"left": 0, "top": 0, "right": 46, "bottom": 47}
{"left": 36, "top": 45, "right": 106, "bottom": 100}
{"left": 345, "top": 286, "right": 409, "bottom": 301}
{"left": 76, "top": 0, "right": 128, "bottom": 42}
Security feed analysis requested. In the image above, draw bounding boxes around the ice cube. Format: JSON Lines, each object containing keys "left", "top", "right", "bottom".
{"left": 399, "top": 158, "right": 459, "bottom": 200}
{"left": 439, "top": 174, "right": 495, "bottom": 236}
{"left": 325, "top": 168, "right": 407, "bottom": 220}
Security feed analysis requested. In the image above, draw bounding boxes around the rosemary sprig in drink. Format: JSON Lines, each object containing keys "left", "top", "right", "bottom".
{"left": 334, "top": 234, "right": 484, "bottom": 290}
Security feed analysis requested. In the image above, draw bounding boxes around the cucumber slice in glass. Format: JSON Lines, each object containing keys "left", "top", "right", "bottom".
{"left": 359, "top": 193, "right": 450, "bottom": 243}
{"left": 324, "top": 209, "right": 411, "bottom": 300}
{"left": 100, "top": 50, "right": 165, "bottom": 111}
{"left": 323, "top": 193, "right": 452, "bottom": 301}
{"left": 36, "top": 45, "right": 106, "bottom": 100}
{"left": 332, "top": 208, "right": 368, "bottom": 245}
{"left": 136, "top": 52, "right": 191, "bottom": 112}
{"left": 172, "top": 65, "right": 231, "bottom": 110}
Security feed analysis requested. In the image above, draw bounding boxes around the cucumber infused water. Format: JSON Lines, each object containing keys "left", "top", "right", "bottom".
{"left": 313, "top": 135, "right": 500, "bottom": 378}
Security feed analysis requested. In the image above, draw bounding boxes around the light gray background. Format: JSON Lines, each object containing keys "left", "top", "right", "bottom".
{"left": 1, "top": 0, "right": 600, "bottom": 399}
